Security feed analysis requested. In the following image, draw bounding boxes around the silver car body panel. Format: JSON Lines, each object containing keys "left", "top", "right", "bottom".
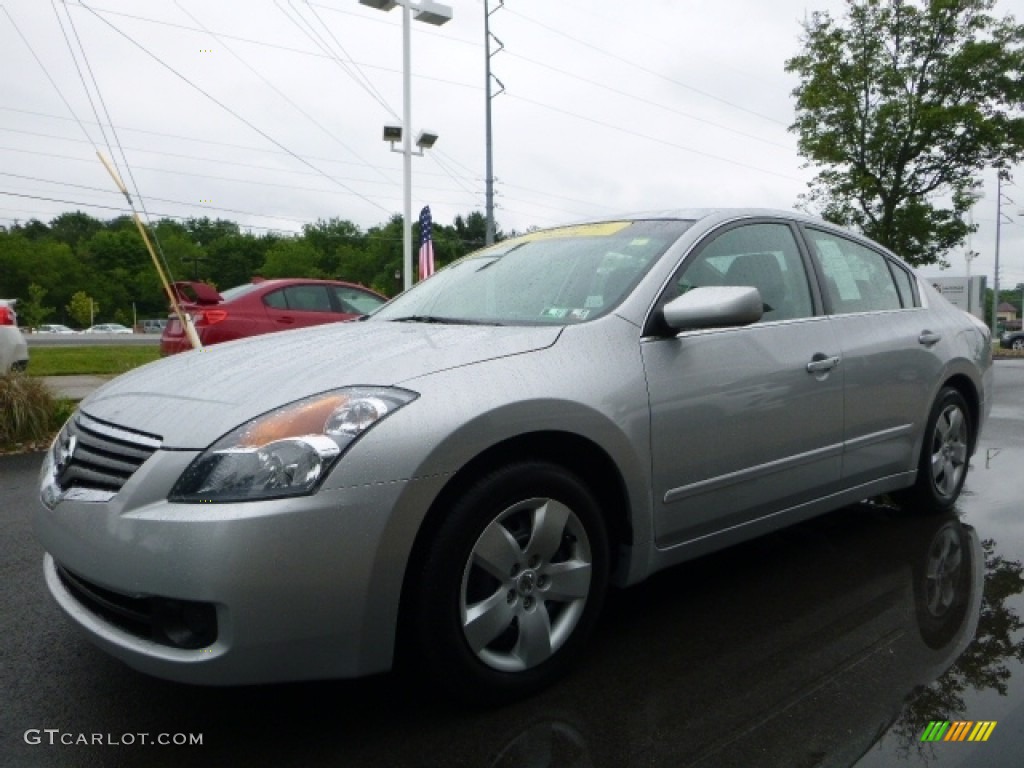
{"left": 34, "top": 209, "right": 994, "bottom": 685}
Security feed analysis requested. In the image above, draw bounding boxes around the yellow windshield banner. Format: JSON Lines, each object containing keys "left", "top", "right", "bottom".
{"left": 518, "top": 222, "right": 631, "bottom": 241}
{"left": 471, "top": 221, "right": 632, "bottom": 259}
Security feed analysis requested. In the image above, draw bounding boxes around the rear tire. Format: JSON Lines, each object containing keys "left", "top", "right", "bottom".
{"left": 897, "top": 387, "right": 972, "bottom": 512}
{"left": 410, "top": 462, "right": 609, "bottom": 705}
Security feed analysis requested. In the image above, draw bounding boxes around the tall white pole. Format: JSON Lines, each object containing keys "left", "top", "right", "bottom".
{"left": 402, "top": 3, "right": 413, "bottom": 292}
{"left": 484, "top": 0, "right": 495, "bottom": 245}
{"left": 992, "top": 173, "right": 1003, "bottom": 334}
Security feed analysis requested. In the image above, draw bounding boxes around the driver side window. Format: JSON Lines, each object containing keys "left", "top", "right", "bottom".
{"left": 672, "top": 223, "right": 814, "bottom": 322}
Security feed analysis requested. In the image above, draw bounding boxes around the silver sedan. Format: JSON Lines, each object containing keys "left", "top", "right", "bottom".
{"left": 34, "top": 210, "right": 993, "bottom": 703}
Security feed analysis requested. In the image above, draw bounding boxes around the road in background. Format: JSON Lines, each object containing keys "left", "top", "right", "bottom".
{"left": 26, "top": 333, "right": 160, "bottom": 348}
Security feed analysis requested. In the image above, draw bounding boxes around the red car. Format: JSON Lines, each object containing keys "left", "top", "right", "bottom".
{"left": 160, "top": 278, "right": 387, "bottom": 356}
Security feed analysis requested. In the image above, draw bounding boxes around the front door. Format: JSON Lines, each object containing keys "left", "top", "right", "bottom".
{"left": 642, "top": 221, "right": 845, "bottom": 549}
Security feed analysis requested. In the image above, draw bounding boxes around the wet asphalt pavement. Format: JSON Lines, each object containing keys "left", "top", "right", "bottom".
{"left": 2, "top": 360, "right": 1023, "bottom": 768}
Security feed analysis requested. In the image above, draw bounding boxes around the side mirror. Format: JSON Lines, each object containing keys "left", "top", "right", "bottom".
{"left": 662, "top": 286, "right": 763, "bottom": 332}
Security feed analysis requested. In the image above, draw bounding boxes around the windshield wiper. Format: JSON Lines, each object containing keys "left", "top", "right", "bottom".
{"left": 388, "top": 315, "right": 504, "bottom": 326}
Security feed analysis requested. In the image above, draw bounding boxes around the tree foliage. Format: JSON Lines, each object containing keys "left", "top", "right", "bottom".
{"left": 786, "top": 0, "right": 1024, "bottom": 265}
{"left": 18, "top": 284, "right": 54, "bottom": 329}
{"left": 0, "top": 209, "right": 505, "bottom": 328}
{"left": 66, "top": 291, "right": 98, "bottom": 328}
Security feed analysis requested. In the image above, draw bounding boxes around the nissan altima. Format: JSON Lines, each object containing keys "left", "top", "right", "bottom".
{"left": 35, "top": 210, "right": 993, "bottom": 703}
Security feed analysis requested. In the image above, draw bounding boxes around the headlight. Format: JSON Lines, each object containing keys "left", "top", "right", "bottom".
{"left": 169, "top": 387, "right": 417, "bottom": 503}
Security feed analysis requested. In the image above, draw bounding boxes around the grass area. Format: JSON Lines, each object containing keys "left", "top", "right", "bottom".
{"left": 28, "top": 345, "right": 162, "bottom": 376}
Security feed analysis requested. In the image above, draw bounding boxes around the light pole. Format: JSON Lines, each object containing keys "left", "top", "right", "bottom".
{"left": 359, "top": 0, "right": 453, "bottom": 291}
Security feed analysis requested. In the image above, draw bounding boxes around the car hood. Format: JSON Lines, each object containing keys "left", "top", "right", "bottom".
{"left": 81, "top": 321, "right": 562, "bottom": 449}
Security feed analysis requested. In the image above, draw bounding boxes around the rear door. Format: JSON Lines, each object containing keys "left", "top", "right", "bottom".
{"left": 642, "top": 220, "right": 845, "bottom": 549}
{"left": 800, "top": 227, "right": 942, "bottom": 483}
{"left": 262, "top": 284, "right": 342, "bottom": 330}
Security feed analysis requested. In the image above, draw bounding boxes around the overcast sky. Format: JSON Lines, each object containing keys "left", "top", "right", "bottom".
{"left": 1, "top": 0, "right": 1022, "bottom": 289}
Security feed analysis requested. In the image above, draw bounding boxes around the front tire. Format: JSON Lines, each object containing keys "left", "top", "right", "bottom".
{"left": 411, "top": 462, "right": 609, "bottom": 704}
{"left": 898, "top": 387, "right": 973, "bottom": 512}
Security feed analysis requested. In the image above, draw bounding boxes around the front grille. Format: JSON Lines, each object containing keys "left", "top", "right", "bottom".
{"left": 56, "top": 564, "right": 217, "bottom": 649}
{"left": 54, "top": 413, "right": 161, "bottom": 494}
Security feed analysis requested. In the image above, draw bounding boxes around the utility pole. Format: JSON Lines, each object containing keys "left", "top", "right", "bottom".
{"left": 965, "top": 194, "right": 980, "bottom": 313}
{"left": 484, "top": 0, "right": 505, "bottom": 245}
{"left": 992, "top": 170, "right": 1013, "bottom": 333}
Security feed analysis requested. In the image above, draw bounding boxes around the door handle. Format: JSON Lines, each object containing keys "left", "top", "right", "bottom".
{"left": 918, "top": 331, "right": 942, "bottom": 347}
{"left": 806, "top": 354, "right": 840, "bottom": 374}
{"left": 278, "top": 316, "right": 296, "bottom": 325}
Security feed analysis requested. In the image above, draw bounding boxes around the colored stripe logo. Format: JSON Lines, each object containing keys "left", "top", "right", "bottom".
{"left": 921, "top": 721, "right": 997, "bottom": 742}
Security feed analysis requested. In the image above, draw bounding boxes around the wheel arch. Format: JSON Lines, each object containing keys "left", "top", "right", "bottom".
{"left": 940, "top": 372, "right": 981, "bottom": 455}
{"left": 395, "top": 430, "right": 633, "bottom": 659}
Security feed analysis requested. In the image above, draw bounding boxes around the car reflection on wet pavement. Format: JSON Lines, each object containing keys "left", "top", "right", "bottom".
{"left": 4, "top": 361, "right": 1024, "bottom": 768}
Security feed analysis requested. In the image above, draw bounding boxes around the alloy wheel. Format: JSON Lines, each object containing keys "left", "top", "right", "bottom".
{"left": 929, "top": 403, "right": 968, "bottom": 499}
{"left": 459, "top": 497, "right": 593, "bottom": 672}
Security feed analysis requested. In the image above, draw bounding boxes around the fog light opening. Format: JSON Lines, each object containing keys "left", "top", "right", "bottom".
{"left": 153, "top": 599, "right": 218, "bottom": 649}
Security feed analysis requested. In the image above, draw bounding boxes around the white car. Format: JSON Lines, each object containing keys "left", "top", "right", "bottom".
{"left": 83, "top": 323, "right": 133, "bottom": 334}
{"left": 0, "top": 299, "right": 29, "bottom": 373}
{"left": 37, "top": 324, "right": 77, "bottom": 334}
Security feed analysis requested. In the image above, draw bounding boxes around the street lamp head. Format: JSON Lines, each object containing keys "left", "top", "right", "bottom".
{"left": 415, "top": 130, "right": 438, "bottom": 150}
{"left": 382, "top": 124, "right": 402, "bottom": 143}
{"left": 414, "top": 0, "right": 453, "bottom": 25}
{"left": 359, "top": 0, "right": 397, "bottom": 10}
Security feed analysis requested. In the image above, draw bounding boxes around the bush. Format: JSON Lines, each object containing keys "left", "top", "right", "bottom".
{"left": 0, "top": 373, "right": 63, "bottom": 446}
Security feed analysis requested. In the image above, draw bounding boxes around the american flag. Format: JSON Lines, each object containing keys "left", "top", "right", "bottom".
{"left": 418, "top": 205, "right": 435, "bottom": 280}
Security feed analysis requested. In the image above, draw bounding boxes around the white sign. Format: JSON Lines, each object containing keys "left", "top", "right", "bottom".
{"left": 928, "top": 276, "right": 985, "bottom": 321}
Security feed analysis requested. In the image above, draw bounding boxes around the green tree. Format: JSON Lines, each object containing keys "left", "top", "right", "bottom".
{"left": 66, "top": 291, "right": 98, "bottom": 329}
{"left": 48, "top": 211, "right": 103, "bottom": 249}
{"left": 260, "top": 238, "right": 324, "bottom": 279}
{"left": 786, "top": 0, "right": 1024, "bottom": 266}
{"left": 18, "top": 284, "right": 55, "bottom": 329}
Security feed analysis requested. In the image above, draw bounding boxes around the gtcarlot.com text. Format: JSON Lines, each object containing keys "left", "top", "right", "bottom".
{"left": 24, "top": 729, "right": 203, "bottom": 746}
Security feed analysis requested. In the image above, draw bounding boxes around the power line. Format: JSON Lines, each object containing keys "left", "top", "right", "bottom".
{"left": 0, "top": 144, "right": 478, "bottom": 201}
{"left": 76, "top": 1, "right": 394, "bottom": 216}
{"left": 503, "top": 7, "right": 789, "bottom": 129}
{"left": 0, "top": 118, "right": 470, "bottom": 183}
{"left": 287, "top": 0, "right": 398, "bottom": 120}
{"left": 0, "top": 6, "right": 98, "bottom": 149}
{"left": 0, "top": 191, "right": 516, "bottom": 245}
{"left": 0, "top": 190, "right": 297, "bottom": 233}
{"left": 175, "top": 1, "right": 393, "bottom": 185}
{"left": 505, "top": 93, "right": 804, "bottom": 183}
{"left": 504, "top": 49, "right": 794, "bottom": 152}
{"left": 0, "top": 171, "right": 313, "bottom": 225}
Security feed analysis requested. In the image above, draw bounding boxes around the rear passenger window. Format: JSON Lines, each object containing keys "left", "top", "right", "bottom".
{"left": 283, "top": 285, "right": 332, "bottom": 312}
{"left": 889, "top": 263, "right": 918, "bottom": 308}
{"left": 264, "top": 290, "right": 287, "bottom": 309}
{"left": 805, "top": 230, "right": 902, "bottom": 313}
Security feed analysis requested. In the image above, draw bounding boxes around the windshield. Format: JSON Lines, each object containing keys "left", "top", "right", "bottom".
{"left": 372, "top": 220, "right": 692, "bottom": 325}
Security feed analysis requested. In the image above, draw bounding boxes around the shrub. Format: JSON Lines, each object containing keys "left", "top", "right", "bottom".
{"left": 0, "top": 373, "right": 59, "bottom": 445}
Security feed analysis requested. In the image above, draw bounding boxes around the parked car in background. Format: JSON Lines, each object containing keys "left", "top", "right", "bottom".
{"left": 36, "top": 324, "right": 77, "bottom": 334}
{"left": 0, "top": 299, "right": 29, "bottom": 373}
{"left": 159, "top": 278, "right": 387, "bottom": 355}
{"left": 1000, "top": 329, "right": 1024, "bottom": 350}
{"left": 83, "top": 324, "right": 133, "bottom": 334}
{"left": 141, "top": 319, "right": 167, "bottom": 334}
{"left": 36, "top": 210, "right": 993, "bottom": 704}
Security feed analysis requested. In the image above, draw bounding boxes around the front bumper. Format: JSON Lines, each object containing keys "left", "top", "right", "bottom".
{"left": 35, "top": 447, "right": 446, "bottom": 685}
